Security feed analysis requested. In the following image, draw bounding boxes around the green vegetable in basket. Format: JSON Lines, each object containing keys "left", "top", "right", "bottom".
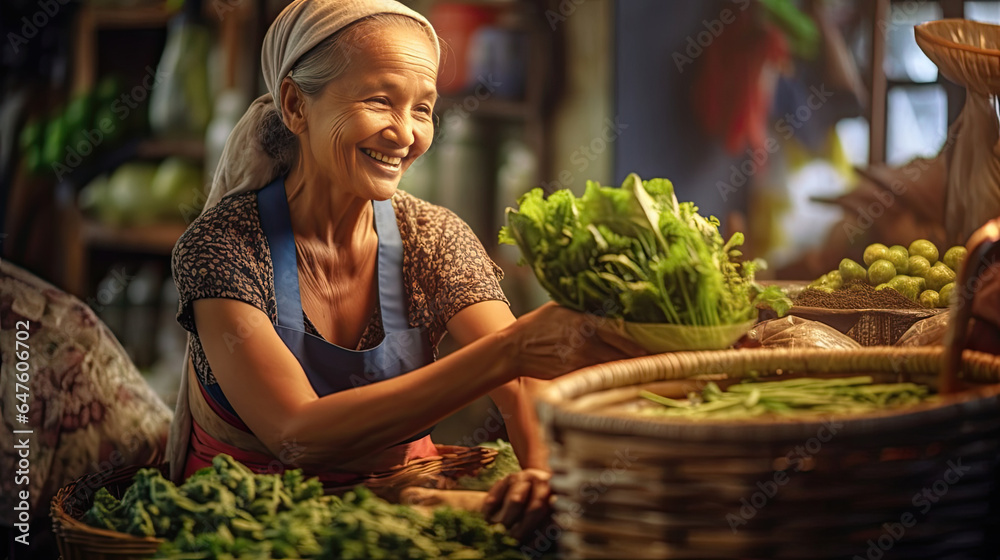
{"left": 455, "top": 440, "right": 521, "bottom": 491}
{"left": 640, "top": 376, "right": 930, "bottom": 419}
{"left": 499, "top": 173, "right": 790, "bottom": 327}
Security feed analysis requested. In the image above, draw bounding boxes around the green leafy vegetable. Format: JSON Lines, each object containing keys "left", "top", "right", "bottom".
{"left": 80, "top": 454, "right": 536, "bottom": 559}
{"left": 500, "top": 173, "right": 790, "bottom": 326}
{"left": 455, "top": 440, "right": 521, "bottom": 491}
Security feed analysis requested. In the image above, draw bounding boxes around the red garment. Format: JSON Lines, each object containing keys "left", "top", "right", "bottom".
{"left": 184, "top": 420, "right": 438, "bottom": 485}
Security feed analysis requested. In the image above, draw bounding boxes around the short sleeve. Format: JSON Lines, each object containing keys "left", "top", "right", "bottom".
{"left": 171, "top": 194, "right": 271, "bottom": 334}
{"left": 421, "top": 204, "right": 508, "bottom": 325}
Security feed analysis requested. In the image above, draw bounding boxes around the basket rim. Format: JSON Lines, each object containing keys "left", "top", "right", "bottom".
{"left": 536, "top": 347, "right": 1000, "bottom": 441}
{"left": 50, "top": 464, "right": 167, "bottom": 548}
{"left": 915, "top": 19, "right": 1000, "bottom": 58}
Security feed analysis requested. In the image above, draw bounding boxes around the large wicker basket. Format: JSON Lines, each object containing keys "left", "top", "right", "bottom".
{"left": 536, "top": 347, "right": 1000, "bottom": 559}
{"left": 50, "top": 446, "right": 497, "bottom": 559}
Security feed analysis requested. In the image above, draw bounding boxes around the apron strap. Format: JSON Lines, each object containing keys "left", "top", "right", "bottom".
{"left": 258, "top": 177, "right": 304, "bottom": 330}
{"left": 372, "top": 198, "right": 410, "bottom": 333}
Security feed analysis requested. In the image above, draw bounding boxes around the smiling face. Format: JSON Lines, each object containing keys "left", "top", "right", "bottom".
{"left": 294, "top": 22, "right": 438, "bottom": 201}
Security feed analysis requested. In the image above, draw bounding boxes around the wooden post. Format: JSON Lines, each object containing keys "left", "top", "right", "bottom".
{"left": 869, "top": 0, "right": 889, "bottom": 165}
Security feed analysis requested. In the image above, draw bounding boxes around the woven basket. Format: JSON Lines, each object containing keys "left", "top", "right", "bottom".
{"left": 51, "top": 463, "right": 167, "bottom": 560}
{"left": 536, "top": 347, "right": 1000, "bottom": 559}
{"left": 915, "top": 19, "right": 1000, "bottom": 95}
{"left": 50, "top": 446, "right": 497, "bottom": 559}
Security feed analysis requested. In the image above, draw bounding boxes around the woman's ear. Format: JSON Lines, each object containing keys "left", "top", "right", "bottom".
{"left": 279, "top": 77, "right": 308, "bottom": 135}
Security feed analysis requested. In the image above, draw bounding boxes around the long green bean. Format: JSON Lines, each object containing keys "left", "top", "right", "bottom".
{"left": 640, "top": 376, "right": 930, "bottom": 419}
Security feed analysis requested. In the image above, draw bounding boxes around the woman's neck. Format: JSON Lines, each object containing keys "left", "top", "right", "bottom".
{"left": 283, "top": 158, "right": 375, "bottom": 253}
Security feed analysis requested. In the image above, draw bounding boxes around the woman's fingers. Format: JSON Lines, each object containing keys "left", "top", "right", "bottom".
{"left": 493, "top": 478, "right": 534, "bottom": 526}
{"left": 509, "top": 479, "right": 552, "bottom": 541}
{"left": 482, "top": 474, "right": 512, "bottom": 519}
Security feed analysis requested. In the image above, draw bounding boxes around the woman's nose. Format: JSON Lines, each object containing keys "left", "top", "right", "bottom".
{"left": 382, "top": 114, "right": 415, "bottom": 147}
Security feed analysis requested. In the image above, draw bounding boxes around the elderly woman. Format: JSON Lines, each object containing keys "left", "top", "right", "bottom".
{"left": 166, "top": 0, "right": 639, "bottom": 538}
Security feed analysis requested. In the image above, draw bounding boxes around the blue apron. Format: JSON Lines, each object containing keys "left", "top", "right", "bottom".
{"left": 255, "top": 176, "right": 434, "bottom": 443}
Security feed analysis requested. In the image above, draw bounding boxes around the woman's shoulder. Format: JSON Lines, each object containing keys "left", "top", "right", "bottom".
{"left": 391, "top": 190, "right": 466, "bottom": 232}
{"left": 173, "top": 190, "right": 262, "bottom": 259}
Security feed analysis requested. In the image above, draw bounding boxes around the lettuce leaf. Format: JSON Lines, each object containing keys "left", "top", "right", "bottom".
{"left": 499, "top": 173, "right": 790, "bottom": 326}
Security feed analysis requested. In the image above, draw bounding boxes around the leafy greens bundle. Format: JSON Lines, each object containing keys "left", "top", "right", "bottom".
{"left": 499, "top": 173, "right": 789, "bottom": 326}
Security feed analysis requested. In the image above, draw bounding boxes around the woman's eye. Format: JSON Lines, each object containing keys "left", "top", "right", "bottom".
{"left": 367, "top": 97, "right": 391, "bottom": 106}
{"left": 414, "top": 105, "right": 432, "bottom": 115}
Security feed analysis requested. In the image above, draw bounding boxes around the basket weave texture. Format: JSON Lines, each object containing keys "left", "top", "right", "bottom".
{"left": 536, "top": 347, "right": 1000, "bottom": 559}
{"left": 50, "top": 446, "right": 497, "bottom": 559}
{"left": 915, "top": 19, "right": 1000, "bottom": 95}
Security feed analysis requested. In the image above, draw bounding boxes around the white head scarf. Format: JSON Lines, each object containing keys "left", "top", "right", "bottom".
{"left": 167, "top": 0, "right": 438, "bottom": 482}
{"left": 203, "top": 0, "right": 440, "bottom": 211}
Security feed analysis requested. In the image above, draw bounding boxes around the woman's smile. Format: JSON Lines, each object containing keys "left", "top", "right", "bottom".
{"left": 361, "top": 148, "right": 403, "bottom": 171}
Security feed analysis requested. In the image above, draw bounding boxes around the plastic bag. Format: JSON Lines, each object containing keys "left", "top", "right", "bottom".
{"left": 895, "top": 312, "right": 950, "bottom": 347}
{"left": 743, "top": 315, "right": 861, "bottom": 349}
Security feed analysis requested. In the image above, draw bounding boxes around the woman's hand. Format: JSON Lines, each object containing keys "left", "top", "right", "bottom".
{"left": 499, "top": 302, "right": 647, "bottom": 380}
{"left": 482, "top": 468, "right": 553, "bottom": 541}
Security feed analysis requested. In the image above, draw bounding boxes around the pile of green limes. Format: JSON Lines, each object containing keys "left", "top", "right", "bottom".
{"left": 809, "top": 240, "right": 967, "bottom": 308}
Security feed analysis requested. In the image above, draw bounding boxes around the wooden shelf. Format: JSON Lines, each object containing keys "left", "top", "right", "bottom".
{"left": 136, "top": 137, "right": 206, "bottom": 160}
{"left": 436, "top": 96, "right": 536, "bottom": 121}
{"left": 82, "top": 220, "right": 187, "bottom": 254}
{"left": 89, "top": 4, "right": 173, "bottom": 28}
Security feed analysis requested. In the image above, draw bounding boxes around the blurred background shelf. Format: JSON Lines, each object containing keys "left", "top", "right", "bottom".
{"left": 81, "top": 219, "right": 187, "bottom": 253}
{"left": 136, "top": 137, "right": 206, "bottom": 160}
{"left": 86, "top": 4, "right": 173, "bottom": 28}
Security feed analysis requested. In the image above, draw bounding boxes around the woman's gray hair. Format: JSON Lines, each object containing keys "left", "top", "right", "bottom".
{"left": 258, "top": 13, "right": 437, "bottom": 170}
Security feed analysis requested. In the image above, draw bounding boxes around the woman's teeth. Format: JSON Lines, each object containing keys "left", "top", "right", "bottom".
{"left": 363, "top": 149, "right": 402, "bottom": 167}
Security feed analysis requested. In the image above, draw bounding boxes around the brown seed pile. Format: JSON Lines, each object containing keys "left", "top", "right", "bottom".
{"left": 795, "top": 282, "right": 924, "bottom": 310}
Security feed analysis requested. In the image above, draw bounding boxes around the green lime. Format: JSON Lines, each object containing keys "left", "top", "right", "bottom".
{"left": 908, "top": 239, "right": 939, "bottom": 264}
{"left": 888, "top": 275, "right": 920, "bottom": 301}
{"left": 826, "top": 270, "right": 844, "bottom": 290}
{"left": 926, "top": 263, "right": 956, "bottom": 292}
{"left": 939, "top": 282, "right": 955, "bottom": 307}
{"left": 886, "top": 247, "right": 910, "bottom": 275}
{"left": 907, "top": 255, "right": 932, "bottom": 279}
{"left": 867, "top": 259, "right": 896, "bottom": 286}
{"left": 808, "top": 272, "right": 829, "bottom": 288}
{"left": 919, "top": 289, "right": 940, "bottom": 309}
{"left": 839, "top": 258, "right": 867, "bottom": 284}
{"left": 942, "top": 246, "right": 967, "bottom": 272}
{"left": 863, "top": 243, "right": 890, "bottom": 267}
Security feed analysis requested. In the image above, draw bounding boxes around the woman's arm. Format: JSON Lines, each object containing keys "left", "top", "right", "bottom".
{"left": 194, "top": 297, "right": 516, "bottom": 469}
{"left": 193, "top": 298, "right": 634, "bottom": 470}
{"left": 445, "top": 301, "right": 549, "bottom": 470}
